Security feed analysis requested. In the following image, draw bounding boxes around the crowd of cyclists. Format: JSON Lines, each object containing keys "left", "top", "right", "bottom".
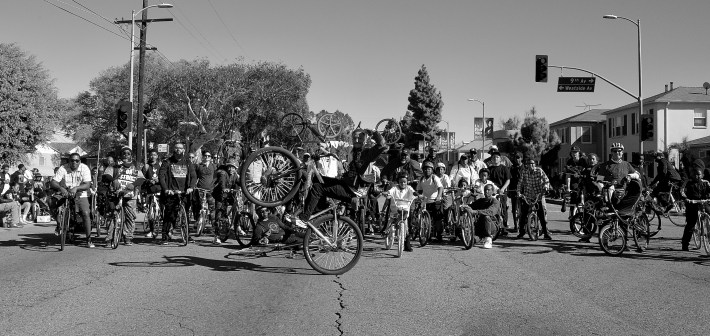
{"left": 2, "top": 129, "right": 709, "bottom": 256}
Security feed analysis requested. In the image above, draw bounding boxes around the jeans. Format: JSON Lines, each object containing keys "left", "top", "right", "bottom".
{"left": 162, "top": 194, "right": 190, "bottom": 237}
{"left": 192, "top": 190, "right": 215, "bottom": 223}
{"left": 303, "top": 176, "right": 356, "bottom": 219}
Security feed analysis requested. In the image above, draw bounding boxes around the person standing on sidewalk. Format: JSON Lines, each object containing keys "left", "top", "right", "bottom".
{"left": 517, "top": 156, "right": 552, "bottom": 240}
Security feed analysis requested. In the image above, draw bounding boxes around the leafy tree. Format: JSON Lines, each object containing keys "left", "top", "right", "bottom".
{"left": 499, "top": 115, "right": 522, "bottom": 130}
{"left": 499, "top": 106, "right": 560, "bottom": 173}
{"left": 0, "top": 43, "right": 61, "bottom": 163}
{"left": 403, "top": 65, "right": 443, "bottom": 149}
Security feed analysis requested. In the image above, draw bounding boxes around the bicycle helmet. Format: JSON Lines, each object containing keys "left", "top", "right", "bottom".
{"left": 436, "top": 162, "right": 446, "bottom": 169}
{"left": 570, "top": 146, "right": 581, "bottom": 153}
{"left": 422, "top": 161, "right": 435, "bottom": 170}
{"left": 610, "top": 142, "right": 624, "bottom": 151}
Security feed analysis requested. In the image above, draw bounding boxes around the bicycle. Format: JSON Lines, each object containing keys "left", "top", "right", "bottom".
{"left": 226, "top": 188, "right": 255, "bottom": 247}
{"left": 194, "top": 188, "right": 212, "bottom": 237}
{"left": 105, "top": 192, "right": 126, "bottom": 249}
{"left": 685, "top": 199, "right": 710, "bottom": 253}
{"left": 162, "top": 190, "right": 190, "bottom": 246}
{"left": 443, "top": 187, "right": 474, "bottom": 249}
{"left": 650, "top": 182, "right": 686, "bottom": 227}
{"left": 230, "top": 199, "right": 364, "bottom": 275}
{"left": 519, "top": 193, "right": 545, "bottom": 241}
{"left": 383, "top": 198, "right": 413, "bottom": 257}
{"left": 408, "top": 198, "right": 431, "bottom": 247}
{"left": 56, "top": 195, "right": 78, "bottom": 251}
{"left": 597, "top": 180, "right": 649, "bottom": 255}
{"left": 144, "top": 192, "right": 162, "bottom": 238}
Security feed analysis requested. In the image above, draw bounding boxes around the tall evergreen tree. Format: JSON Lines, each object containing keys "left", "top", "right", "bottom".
{"left": 403, "top": 65, "right": 443, "bottom": 149}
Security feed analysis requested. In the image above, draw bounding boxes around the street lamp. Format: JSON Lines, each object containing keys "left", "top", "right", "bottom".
{"left": 440, "top": 120, "right": 450, "bottom": 162}
{"left": 467, "top": 98, "right": 485, "bottom": 159}
{"left": 604, "top": 14, "right": 643, "bottom": 155}
{"left": 128, "top": 3, "right": 173, "bottom": 149}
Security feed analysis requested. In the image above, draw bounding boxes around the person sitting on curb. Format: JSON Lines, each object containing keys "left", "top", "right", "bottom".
{"left": 466, "top": 184, "right": 500, "bottom": 249}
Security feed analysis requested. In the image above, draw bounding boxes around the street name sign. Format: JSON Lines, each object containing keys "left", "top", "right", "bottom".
{"left": 557, "top": 77, "right": 595, "bottom": 92}
{"left": 157, "top": 144, "right": 168, "bottom": 153}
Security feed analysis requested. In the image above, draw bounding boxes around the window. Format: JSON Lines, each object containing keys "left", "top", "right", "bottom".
{"left": 615, "top": 117, "right": 621, "bottom": 137}
{"left": 622, "top": 115, "right": 628, "bottom": 136}
{"left": 631, "top": 113, "right": 636, "bottom": 134}
{"left": 694, "top": 109, "right": 707, "bottom": 127}
{"left": 581, "top": 126, "right": 592, "bottom": 143}
{"left": 39, "top": 156, "right": 45, "bottom": 166}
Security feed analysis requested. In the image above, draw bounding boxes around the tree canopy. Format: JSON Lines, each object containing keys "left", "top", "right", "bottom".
{"left": 0, "top": 43, "right": 61, "bottom": 163}
{"left": 402, "top": 65, "right": 443, "bottom": 149}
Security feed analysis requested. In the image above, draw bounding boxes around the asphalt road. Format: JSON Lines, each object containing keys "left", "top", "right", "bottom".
{"left": 1, "top": 207, "right": 708, "bottom": 336}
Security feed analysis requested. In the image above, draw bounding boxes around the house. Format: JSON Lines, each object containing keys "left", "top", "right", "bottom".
{"left": 685, "top": 135, "right": 710, "bottom": 167}
{"left": 550, "top": 109, "right": 609, "bottom": 172}
{"left": 602, "top": 83, "right": 710, "bottom": 156}
{"left": 21, "top": 131, "right": 86, "bottom": 176}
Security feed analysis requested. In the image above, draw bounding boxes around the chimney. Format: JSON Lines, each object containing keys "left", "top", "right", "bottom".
{"left": 665, "top": 84, "right": 668, "bottom": 92}
{"left": 670, "top": 82, "right": 674, "bottom": 90}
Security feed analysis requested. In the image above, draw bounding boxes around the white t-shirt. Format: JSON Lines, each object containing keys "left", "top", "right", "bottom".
{"left": 417, "top": 175, "right": 443, "bottom": 204}
{"left": 387, "top": 185, "right": 417, "bottom": 209}
{"left": 437, "top": 174, "right": 452, "bottom": 189}
{"left": 472, "top": 179, "right": 498, "bottom": 197}
{"left": 449, "top": 164, "right": 477, "bottom": 187}
{"left": 53, "top": 163, "right": 92, "bottom": 198}
{"left": 318, "top": 156, "right": 339, "bottom": 178}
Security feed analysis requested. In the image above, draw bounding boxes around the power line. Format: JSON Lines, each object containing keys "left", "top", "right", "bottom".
{"left": 171, "top": 6, "right": 227, "bottom": 61}
{"left": 43, "top": 0, "right": 128, "bottom": 41}
{"left": 70, "top": 0, "right": 131, "bottom": 39}
{"left": 207, "top": 0, "right": 246, "bottom": 55}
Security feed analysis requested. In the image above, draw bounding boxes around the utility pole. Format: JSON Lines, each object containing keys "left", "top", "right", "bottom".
{"left": 115, "top": 2, "right": 173, "bottom": 167}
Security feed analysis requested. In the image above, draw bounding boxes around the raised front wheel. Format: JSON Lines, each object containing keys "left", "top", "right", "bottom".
{"left": 240, "top": 147, "right": 302, "bottom": 208}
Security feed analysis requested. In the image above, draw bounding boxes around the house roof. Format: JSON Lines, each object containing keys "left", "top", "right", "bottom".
{"left": 550, "top": 109, "right": 609, "bottom": 127}
{"left": 48, "top": 142, "right": 80, "bottom": 155}
{"left": 602, "top": 86, "right": 710, "bottom": 115}
{"left": 687, "top": 134, "right": 710, "bottom": 146}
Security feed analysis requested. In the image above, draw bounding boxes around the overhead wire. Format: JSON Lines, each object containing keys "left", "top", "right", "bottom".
{"left": 71, "top": 0, "right": 131, "bottom": 39}
{"left": 171, "top": 5, "right": 227, "bottom": 61}
{"left": 43, "top": 0, "right": 129, "bottom": 41}
{"left": 206, "top": 0, "right": 246, "bottom": 55}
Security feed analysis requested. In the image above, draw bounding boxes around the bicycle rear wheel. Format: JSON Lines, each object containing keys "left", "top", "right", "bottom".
{"left": 375, "top": 118, "right": 402, "bottom": 145}
{"left": 526, "top": 214, "right": 539, "bottom": 241}
{"left": 282, "top": 113, "right": 306, "bottom": 138}
{"left": 303, "top": 215, "right": 363, "bottom": 275}
{"left": 599, "top": 222, "right": 626, "bottom": 256}
{"left": 240, "top": 147, "right": 302, "bottom": 208}
{"left": 235, "top": 213, "right": 255, "bottom": 247}
{"left": 179, "top": 205, "right": 189, "bottom": 246}
{"left": 692, "top": 222, "right": 701, "bottom": 250}
{"left": 459, "top": 212, "right": 474, "bottom": 250}
{"left": 418, "top": 212, "right": 431, "bottom": 247}
{"left": 397, "top": 221, "right": 405, "bottom": 257}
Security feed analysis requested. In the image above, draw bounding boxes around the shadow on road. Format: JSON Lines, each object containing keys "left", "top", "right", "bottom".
{"left": 0, "top": 232, "right": 63, "bottom": 252}
{"left": 109, "top": 255, "right": 320, "bottom": 275}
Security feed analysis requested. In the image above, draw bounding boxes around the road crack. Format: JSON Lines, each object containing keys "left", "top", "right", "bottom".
{"left": 333, "top": 275, "right": 346, "bottom": 336}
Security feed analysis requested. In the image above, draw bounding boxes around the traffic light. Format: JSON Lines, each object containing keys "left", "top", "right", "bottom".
{"left": 640, "top": 115, "right": 654, "bottom": 141}
{"left": 535, "top": 55, "right": 548, "bottom": 83}
{"left": 116, "top": 99, "right": 133, "bottom": 133}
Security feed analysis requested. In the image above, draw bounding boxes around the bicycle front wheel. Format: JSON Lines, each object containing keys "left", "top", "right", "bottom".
{"left": 570, "top": 212, "right": 597, "bottom": 239}
{"left": 397, "top": 221, "right": 406, "bottom": 258}
{"left": 701, "top": 215, "right": 710, "bottom": 255}
{"left": 235, "top": 213, "right": 255, "bottom": 247}
{"left": 692, "top": 222, "right": 701, "bottom": 250}
{"left": 599, "top": 222, "right": 626, "bottom": 256}
{"left": 282, "top": 113, "right": 306, "bottom": 138}
{"left": 632, "top": 214, "right": 650, "bottom": 252}
{"left": 384, "top": 222, "right": 394, "bottom": 250}
{"left": 179, "top": 205, "right": 189, "bottom": 246}
{"left": 195, "top": 210, "right": 207, "bottom": 237}
{"left": 240, "top": 147, "right": 302, "bottom": 208}
{"left": 303, "top": 215, "right": 363, "bottom": 275}
{"left": 110, "top": 208, "right": 123, "bottom": 249}
{"left": 59, "top": 206, "right": 69, "bottom": 251}
{"left": 459, "top": 212, "right": 474, "bottom": 250}
{"left": 526, "top": 214, "right": 539, "bottom": 241}
{"left": 418, "top": 212, "right": 431, "bottom": 247}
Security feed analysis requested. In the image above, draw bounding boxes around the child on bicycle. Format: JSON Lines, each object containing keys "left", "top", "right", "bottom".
{"left": 680, "top": 166, "right": 710, "bottom": 251}
{"left": 383, "top": 172, "right": 417, "bottom": 252}
{"left": 472, "top": 168, "right": 498, "bottom": 200}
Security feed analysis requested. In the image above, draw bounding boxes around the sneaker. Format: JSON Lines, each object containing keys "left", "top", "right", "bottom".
{"left": 125, "top": 239, "right": 133, "bottom": 246}
{"left": 516, "top": 233, "right": 526, "bottom": 239}
{"left": 87, "top": 240, "right": 95, "bottom": 248}
{"left": 681, "top": 245, "right": 689, "bottom": 251}
{"left": 54, "top": 227, "right": 61, "bottom": 236}
{"left": 236, "top": 227, "right": 247, "bottom": 236}
{"left": 499, "top": 230, "right": 508, "bottom": 236}
{"left": 146, "top": 232, "right": 154, "bottom": 238}
{"left": 483, "top": 237, "right": 493, "bottom": 249}
{"left": 404, "top": 245, "right": 413, "bottom": 252}
{"left": 161, "top": 235, "right": 169, "bottom": 245}
{"left": 213, "top": 237, "right": 222, "bottom": 245}
{"left": 543, "top": 234, "right": 552, "bottom": 240}
{"left": 293, "top": 217, "right": 308, "bottom": 229}
{"left": 578, "top": 238, "right": 590, "bottom": 243}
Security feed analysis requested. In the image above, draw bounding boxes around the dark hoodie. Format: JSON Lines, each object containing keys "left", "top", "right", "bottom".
{"left": 159, "top": 153, "right": 197, "bottom": 192}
